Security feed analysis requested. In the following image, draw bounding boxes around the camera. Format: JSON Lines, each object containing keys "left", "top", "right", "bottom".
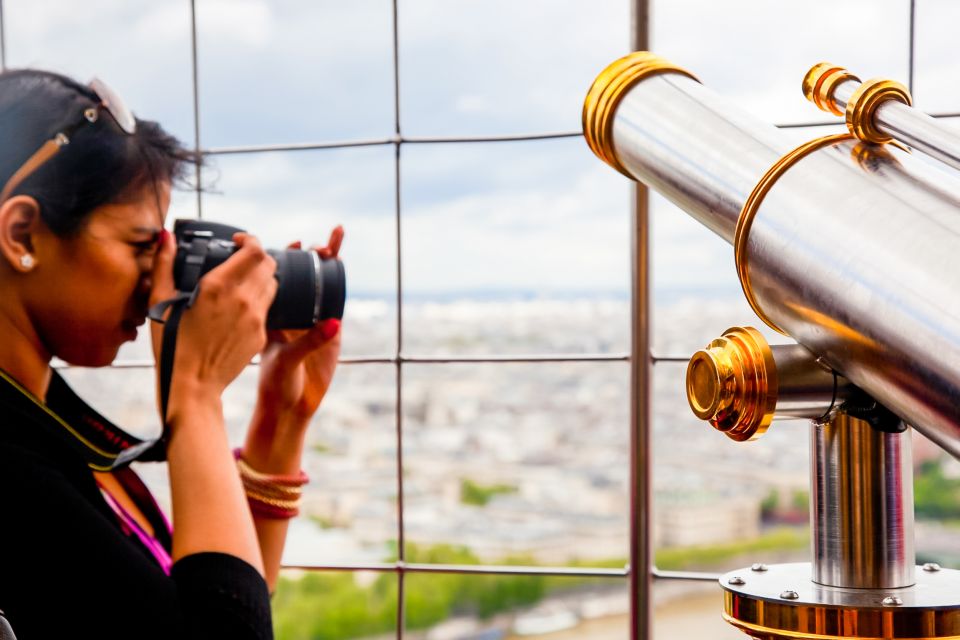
{"left": 172, "top": 219, "right": 345, "bottom": 330}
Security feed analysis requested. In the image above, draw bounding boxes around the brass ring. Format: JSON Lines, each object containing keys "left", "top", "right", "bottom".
{"left": 845, "top": 78, "right": 912, "bottom": 144}
{"left": 582, "top": 52, "right": 698, "bottom": 177}
{"left": 735, "top": 133, "right": 855, "bottom": 335}
{"left": 686, "top": 326, "right": 778, "bottom": 442}
{"left": 723, "top": 596, "right": 960, "bottom": 640}
{"left": 802, "top": 62, "right": 860, "bottom": 117}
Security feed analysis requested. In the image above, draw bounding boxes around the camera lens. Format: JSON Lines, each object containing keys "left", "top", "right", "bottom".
{"left": 266, "top": 249, "right": 346, "bottom": 330}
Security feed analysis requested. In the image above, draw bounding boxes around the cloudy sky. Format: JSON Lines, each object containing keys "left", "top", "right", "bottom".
{"left": 3, "top": 0, "right": 954, "bottom": 301}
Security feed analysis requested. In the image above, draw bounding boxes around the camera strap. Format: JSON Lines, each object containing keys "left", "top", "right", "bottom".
{"left": 148, "top": 292, "right": 189, "bottom": 423}
{"left": 147, "top": 288, "right": 200, "bottom": 451}
{"left": 0, "top": 368, "right": 162, "bottom": 471}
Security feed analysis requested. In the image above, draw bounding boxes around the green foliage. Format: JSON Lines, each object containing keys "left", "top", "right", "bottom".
{"left": 791, "top": 490, "right": 809, "bottom": 512}
{"left": 309, "top": 515, "right": 338, "bottom": 530}
{"left": 403, "top": 544, "right": 544, "bottom": 620}
{"left": 915, "top": 459, "right": 960, "bottom": 519}
{"left": 273, "top": 543, "right": 551, "bottom": 639}
{"left": 272, "top": 531, "right": 809, "bottom": 639}
{"left": 460, "top": 478, "right": 518, "bottom": 506}
{"left": 272, "top": 571, "right": 397, "bottom": 640}
{"left": 654, "top": 527, "right": 809, "bottom": 571}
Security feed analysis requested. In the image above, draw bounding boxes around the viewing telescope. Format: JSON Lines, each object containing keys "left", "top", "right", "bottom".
{"left": 584, "top": 54, "right": 960, "bottom": 639}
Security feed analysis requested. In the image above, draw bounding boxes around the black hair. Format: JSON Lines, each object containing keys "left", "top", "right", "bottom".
{"left": 0, "top": 68, "right": 199, "bottom": 235}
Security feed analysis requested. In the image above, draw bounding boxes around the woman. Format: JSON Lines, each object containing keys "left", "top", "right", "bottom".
{"left": 0, "top": 69, "right": 341, "bottom": 638}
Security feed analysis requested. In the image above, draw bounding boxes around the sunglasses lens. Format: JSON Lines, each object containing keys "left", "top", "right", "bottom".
{"left": 89, "top": 78, "right": 136, "bottom": 134}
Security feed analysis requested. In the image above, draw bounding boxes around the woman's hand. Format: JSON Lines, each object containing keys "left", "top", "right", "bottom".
{"left": 150, "top": 230, "right": 278, "bottom": 412}
{"left": 150, "top": 232, "right": 275, "bottom": 576}
{"left": 254, "top": 226, "right": 344, "bottom": 430}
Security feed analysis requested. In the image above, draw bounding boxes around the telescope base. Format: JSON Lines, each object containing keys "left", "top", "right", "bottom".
{"left": 720, "top": 563, "right": 960, "bottom": 639}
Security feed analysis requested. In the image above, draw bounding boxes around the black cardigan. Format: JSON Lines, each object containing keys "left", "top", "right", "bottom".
{"left": 0, "top": 386, "right": 273, "bottom": 639}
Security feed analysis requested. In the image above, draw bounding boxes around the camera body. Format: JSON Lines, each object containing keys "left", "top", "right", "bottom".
{"left": 172, "top": 219, "right": 345, "bottom": 330}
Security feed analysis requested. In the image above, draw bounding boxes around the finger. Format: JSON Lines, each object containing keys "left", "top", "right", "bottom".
{"left": 210, "top": 233, "right": 275, "bottom": 282}
{"left": 250, "top": 258, "right": 279, "bottom": 311}
{"left": 287, "top": 240, "right": 302, "bottom": 250}
{"left": 149, "top": 228, "right": 176, "bottom": 305}
{"left": 319, "top": 318, "right": 340, "bottom": 341}
{"left": 314, "top": 226, "right": 344, "bottom": 260}
{"left": 266, "top": 328, "right": 293, "bottom": 345}
{"left": 282, "top": 319, "right": 341, "bottom": 362}
{"left": 326, "top": 226, "right": 344, "bottom": 258}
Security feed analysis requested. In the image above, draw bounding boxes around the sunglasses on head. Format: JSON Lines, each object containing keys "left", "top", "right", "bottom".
{"left": 0, "top": 77, "right": 136, "bottom": 203}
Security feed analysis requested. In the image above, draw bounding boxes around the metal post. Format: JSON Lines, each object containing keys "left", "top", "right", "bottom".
{"left": 629, "top": 164, "right": 653, "bottom": 640}
{"left": 811, "top": 412, "right": 915, "bottom": 589}
{"left": 630, "top": 0, "right": 652, "bottom": 638}
{"left": 391, "top": 0, "right": 405, "bottom": 637}
{"left": 189, "top": 0, "right": 203, "bottom": 218}
{"left": 0, "top": 0, "right": 6, "bottom": 72}
{"left": 908, "top": 0, "right": 916, "bottom": 97}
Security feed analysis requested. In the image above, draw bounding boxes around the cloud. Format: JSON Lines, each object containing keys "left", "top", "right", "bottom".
{"left": 196, "top": 0, "right": 276, "bottom": 48}
{"left": 398, "top": 0, "right": 631, "bottom": 136}
{"left": 5, "top": 0, "right": 195, "bottom": 141}
{"left": 195, "top": 137, "right": 631, "bottom": 294}
{"left": 652, "top": 0, "right": 909, "bottom": 124}
{"left": 194, "top": 0, "right": 395, "bottom": 147}
{"left": 400, "top": 162, "right": 630, "bottom": 293}
{"left": 914, "top": 0, "right": 960, "bottom": 112}
{"left": 4, "top": 0, "right": 954, "bottom": 298}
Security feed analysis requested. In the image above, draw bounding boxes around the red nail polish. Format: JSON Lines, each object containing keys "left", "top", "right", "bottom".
{"left": 158, "top": 228, "right": 169, "bottom": 244}
{"left": 320, "top": 319, "right": 340, "bottom": 340}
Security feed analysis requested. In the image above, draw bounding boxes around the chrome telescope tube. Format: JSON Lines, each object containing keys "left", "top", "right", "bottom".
{"left": 584, "top": 53, "right": 960, "bottom": 460}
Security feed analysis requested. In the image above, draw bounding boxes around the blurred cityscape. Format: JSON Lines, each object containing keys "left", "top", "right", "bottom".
{"left": 61, "top": 295, "right": 960, "bottom": 639}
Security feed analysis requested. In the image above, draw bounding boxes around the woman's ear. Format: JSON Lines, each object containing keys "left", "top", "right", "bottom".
{"left": 0, "top": 195, "right": 42, "bottom": 273}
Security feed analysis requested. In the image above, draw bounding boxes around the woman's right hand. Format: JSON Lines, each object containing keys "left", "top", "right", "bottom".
{"left": 150, "top": 230, "right": 274, "bottom": 574}
{"left": 150, "top": 230, "right": 278, "bottom": 413}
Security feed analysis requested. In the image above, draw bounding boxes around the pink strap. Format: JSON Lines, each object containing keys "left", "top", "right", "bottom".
{"left": 97, "top": 482, "right": 173, "bottom": 576}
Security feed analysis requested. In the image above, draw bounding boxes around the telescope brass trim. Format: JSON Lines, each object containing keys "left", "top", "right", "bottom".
{"left": 802, "top": 63, "right": 914, "bottom": 145}
{"left": 846, "top": 78, "right": 913, "bottom": 144}
{"left": 721, "top": 563, "right": 960, "bottom": 640}
{"left": 722, "top": 612, "right": 960, "bottom": 640}
{"left": 735, "top": 133, "right": 854, "bottom": 335}
{"left": 685, "top": 326, "right": 777, "bottom": 441}
{"left": 803, "top": 62, "right": 860, "bottom": 117}
{"left": 582, "top": 52, "right": 698, "bottom": 177}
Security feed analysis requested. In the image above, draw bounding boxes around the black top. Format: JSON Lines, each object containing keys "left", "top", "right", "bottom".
{"left": 0, "top": 381, "right": 273, "bottom": 640}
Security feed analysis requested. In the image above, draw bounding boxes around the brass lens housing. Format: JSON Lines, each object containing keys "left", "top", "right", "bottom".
{"left": 686, "top": 326, "right": 777, "bottom": 442}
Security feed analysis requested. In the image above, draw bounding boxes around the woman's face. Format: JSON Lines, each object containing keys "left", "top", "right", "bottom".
{"left": 25, "top": 181, "right": 170, "bottom": 367}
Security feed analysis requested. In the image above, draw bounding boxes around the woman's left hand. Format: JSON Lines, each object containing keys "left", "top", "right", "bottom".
{"left": 253, "top": 226, "right": 344, "bottom": 434}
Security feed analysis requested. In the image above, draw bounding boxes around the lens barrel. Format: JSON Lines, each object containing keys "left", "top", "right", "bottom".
{"left": 267, "top": 249, "right": 346, "bottom": 329}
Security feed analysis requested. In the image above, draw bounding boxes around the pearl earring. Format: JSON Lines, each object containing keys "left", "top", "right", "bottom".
{"left": 20, "top": 254, "right": 35, "bottom": 270}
